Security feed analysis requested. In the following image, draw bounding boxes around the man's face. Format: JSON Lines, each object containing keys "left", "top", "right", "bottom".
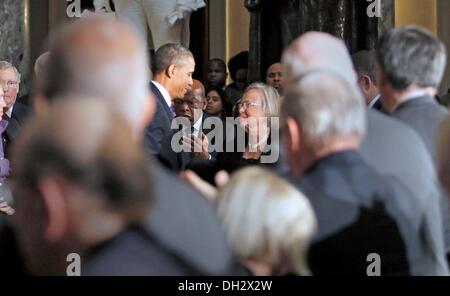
{"left": 170, "top": 57, "right": 195, "bottom": 99}
{"left": 206, "top": 61, "right": 227, "bottom": 88}
{"left": 235, "top": 68, "right": 248, "bottom": 92}
{"left": 174, "top": 88, "right": 205, "bottom": 123}
{"left": 0, "top": 68, "right": 19, "bottom": 110}
{"left": 266, "top": 63, "right": 284, "bottom": 94}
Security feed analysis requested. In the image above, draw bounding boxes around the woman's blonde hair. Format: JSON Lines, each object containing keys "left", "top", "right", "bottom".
{"left": 217, "top": 167, "right": 317, "bottom": 275}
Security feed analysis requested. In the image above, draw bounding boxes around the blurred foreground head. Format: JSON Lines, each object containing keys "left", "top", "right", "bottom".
{"left": 35, "top": 16, "right": 154, "bottom": 135}
{"left": 10, "top": 98, "right": 152, "bottom": 275}
{"left": 217, "top": 167, "right": 316, "bottom": 276}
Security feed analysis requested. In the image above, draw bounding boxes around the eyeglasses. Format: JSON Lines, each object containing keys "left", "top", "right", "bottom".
{"left": 0, "top": 80, "right": 18, "bottom": 90}
{"left": 173, "top": 98, "right": 203, "bottom": 108}
{"left": 236, "top": 101, "right": 262, "bottom": 110}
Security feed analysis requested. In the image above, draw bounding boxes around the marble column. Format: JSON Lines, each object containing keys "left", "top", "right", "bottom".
{"left": 0, "top": 0, "right": 31, "bottom": 97}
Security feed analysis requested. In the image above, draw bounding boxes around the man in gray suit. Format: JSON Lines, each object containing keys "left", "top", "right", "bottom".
{"left": 376, "top": 26, "right": 450, "bottom": 260}
{"left": 376, "top": 26, "right": 448, "bottom": 162}
{"left": 28, "top": 17, "right": 235, "bottom": 275}
{"left": 282, "top": 31, "right": 449, "bottom": 275}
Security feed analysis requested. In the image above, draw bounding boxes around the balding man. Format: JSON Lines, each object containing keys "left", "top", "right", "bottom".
{"left": 283, "top": 70, "right": 412, "bottom": 275}
{"left": 266, "top": 62, "right": 284, "bottom": 95}
{"left": 282, "top": 32, "right": 449, "bottom": 275}
{"left": 10, "top": 98, "right": 199, "bottom": 275}
{"left": 160, "top": 79, "right": 212, "bottom": 172}
{"left": 24, "top": 17, "right": 235, "bottom": 276}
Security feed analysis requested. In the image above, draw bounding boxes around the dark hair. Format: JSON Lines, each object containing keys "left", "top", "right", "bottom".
{"left": 208, "top": 58, "right": 227, "bottom": 73}
{"left": 152, "top": 43, "right": 193, "bottom": 75}
{"left": 351, "top": 50, "right": 378, "bottom": 85}
{"left": 206, "top": 86, "right": 232, "bottom": 117}
{"left": 376, "top": 26, "right": 446, "bottom": 90}
{"left": 228, "top": 51, "right": 248, "bottom": 82}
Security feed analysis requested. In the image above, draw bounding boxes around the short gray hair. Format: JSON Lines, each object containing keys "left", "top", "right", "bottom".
{"left": 217, "top": 167, "right": 316, "bottom": 275}
{"left": 152, "top": 43, "right": 194, "bottom": 75}
{"left": 244, "top": 82, "right": 280, "bottom": 118}
{"left": 376, "top": 26, "right": 447, "bottom": 90}
{"left": 282, "top": 70, "right": 366, "bottom": 149}
{"left": 0, "top": 61, "right": 21, "bottom": 83}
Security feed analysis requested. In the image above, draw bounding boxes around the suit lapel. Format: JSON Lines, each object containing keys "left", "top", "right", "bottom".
{"left": 151, "top": 82, "right": 173, "bottom": 121}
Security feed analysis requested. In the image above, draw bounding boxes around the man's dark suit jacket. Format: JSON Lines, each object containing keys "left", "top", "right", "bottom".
{"left": 296, "top": 151, "right": 413, "bottom": 275}
{"left": 158, "top": 113, "right": 215, "bottom": 172}
{"left": 83, "top": 226, "right": 198, "bottom": 275}
{"left": 4, "top": 101, "right": 31, "bottom": 158}
{"left": 143, "top": 82, "right": 173, "bottom": 156}
{"left": 392, "top": 95, "right": 448, "bottom": 162}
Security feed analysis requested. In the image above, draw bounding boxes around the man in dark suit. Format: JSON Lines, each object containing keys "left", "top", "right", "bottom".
{"left": 143, "top": 43, "right": 195, "bottom": 156}
{"left": 0, "top": 61, "right": 31, "bottom": 158}
{"left": 283, "top": 70, "right": 421, "bottom": 275}
{"left": 159, "top": 79, "right": 213, "bottom": 172}
{"left": 282, "top": 32, "right": 449, "bottom": 275}
{"left": 351, "top": 50, "right": 384, "bottom": 112}
{"left": 377, "top": 26, "right": 448, "bottom": 162}
{"left": 1, "top": 17, "right": 236, "bottom": 276}
{"left": 376, "top": 26, "right": 450, "bottom": 259}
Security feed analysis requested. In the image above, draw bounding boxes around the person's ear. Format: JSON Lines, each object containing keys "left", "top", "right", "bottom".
{"left": 167, "top": 64, "right": 176, "bottom": 79}
{"left": 361, "top": 75, "right": 371, "bottom": 92}
{"left": 38, "top": 176, "right": 70, "bottom": 242}
{"left": 286, "top": 117, "right": 301, "bottom": 153}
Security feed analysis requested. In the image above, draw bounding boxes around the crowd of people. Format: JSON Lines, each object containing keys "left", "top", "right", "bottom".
{"left": 1, "top": 15, "right": 450, "bottom": 276}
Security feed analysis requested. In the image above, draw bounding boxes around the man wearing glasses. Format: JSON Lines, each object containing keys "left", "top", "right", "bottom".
{"left": 0, "top": 61, "right": 31, "bottom": 158}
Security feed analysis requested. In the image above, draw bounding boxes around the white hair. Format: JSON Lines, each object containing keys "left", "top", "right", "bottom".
{"left": 282, "top": 32, "right": 357, "bottom": 86}
{"left": 283, "top": 70, "right": 367, "bottom": 149}
{"left": 244, "top": 82, "right": 280, "bottom": 118}
{"left": 0, "top": 61, "right": 21, "bottom": 83}
{"left": 217, "top": 167, "right": 317, "bottom": 275}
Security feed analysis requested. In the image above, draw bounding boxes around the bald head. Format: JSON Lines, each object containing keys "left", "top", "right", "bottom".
{"left": 283, "top": 32, "right": 357, "bottom": 86}
{"left": 41, "top": 16, "right": 152, "bottom": 133}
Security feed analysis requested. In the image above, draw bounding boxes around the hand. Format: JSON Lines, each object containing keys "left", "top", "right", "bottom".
{"left": 180, "top": 170, "right": 230, "bottom": 204}
{"left": 182, "top": 132, "right": 210, "bottom": 160}
{"left": 0, "top": 200, "right": 15, "bottom": 216}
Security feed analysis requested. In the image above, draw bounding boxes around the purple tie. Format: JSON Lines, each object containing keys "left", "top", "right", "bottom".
{"left": 0, "top": 120, "right": 10, "bottom": 183}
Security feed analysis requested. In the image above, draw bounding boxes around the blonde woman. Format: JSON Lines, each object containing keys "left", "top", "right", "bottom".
{"left": 216, "top": 167, "right": 316, "bottom": 276}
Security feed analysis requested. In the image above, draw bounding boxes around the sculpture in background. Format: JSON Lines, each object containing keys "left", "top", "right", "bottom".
{"left": 113, "top": 0, "right": 205, "bottom": 50}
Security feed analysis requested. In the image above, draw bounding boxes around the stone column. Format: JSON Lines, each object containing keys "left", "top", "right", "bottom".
{"left": 0, "top": 0, "right": 31, "bottom": 97}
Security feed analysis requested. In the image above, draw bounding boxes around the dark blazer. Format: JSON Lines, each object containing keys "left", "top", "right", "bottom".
{"left": 4, "top": 102, "right": 31, "bottom": 158}
{"left": 0, "top": 163, "right": 238, "bottom": 276}
{"left": 83, "top": 226, "right": 198, "bottom": 276}
{"left": 143, "top": 82, "right": 173, "bottom": 156}
{"left": 159, "top": 113, "right": 213, "bottom": 172}
{"left": 361, "top": 109, "right": 449, "bottom": 275}
{"left": 296, "top": 151, "right": 412, "bottom": 276}
{"left": 392, "top": 95, "right": 448, "bottom": 162}
{"left": 145, "top": 162, "right": 236, "bottom": 275}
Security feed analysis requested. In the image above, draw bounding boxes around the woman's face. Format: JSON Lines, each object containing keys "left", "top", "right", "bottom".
{"left": 205, "top": 90, "right": 224, "bottom": 116}
{"left": 238, "top": 89, "right": 266, "bottom": 132}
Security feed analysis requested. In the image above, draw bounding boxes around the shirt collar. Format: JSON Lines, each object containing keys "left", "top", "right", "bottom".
{"left": 368, "top": 94, "right": 380, "bottom": 109}
{"left": 192, "top": 113, "right": 203, "bottom": 136}
{"left": 152, "top": 81, "right": 172, "bottom": 108}
{"left": 5, "top": 105, "right": 13, "bottom": 118}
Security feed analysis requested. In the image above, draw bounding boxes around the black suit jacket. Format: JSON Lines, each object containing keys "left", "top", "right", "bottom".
{"left": 143, "top": 82, "right": 173, "bottom": 156}
{"left": 4, "top": 102, "right": 31, "bottom": 158}
{"left": 83, "top": 226, "right": 198, "bottom": 275}
{"left": 295, "top": 151, "right": 411, "bottom": 275}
